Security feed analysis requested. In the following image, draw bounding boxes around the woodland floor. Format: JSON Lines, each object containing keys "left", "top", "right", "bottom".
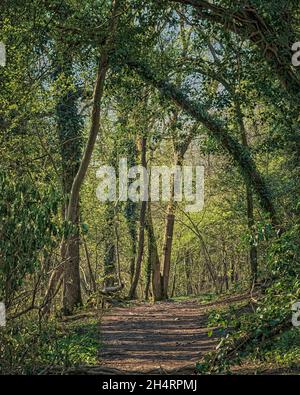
{"left": 45, "top": 293, "right": 299, "bottom": 375}
{"left": 98, "top": 294, "right": 248, "bottom": 372}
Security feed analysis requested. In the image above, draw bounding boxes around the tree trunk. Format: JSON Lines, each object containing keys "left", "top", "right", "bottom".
{"left": 41, "top": 259, "right": 64, "bottom": 317}
{"left": 185, "top": 252, "right": 193, "bottom": 296}
{"left": 235, "top": 101, "right": 258, "bottom": 286}
{"left": 161, "top": 137, "right": 195, "bottom": 299}
{"left": 124, "top": 200, "right": 137, "bottom": 285}
{"left": 82, "top": 233, "right": 97, "bottom": 293}
{"left": 42, "top": 41, "right": 82, "bottom": 315}
{"left": 56, "top": 45, "right": 83, "bottom": 309}
{"left": 171, "top": 260, "right": 178, "bottom": 298}
{"left": 62, "top": 0, "right": 120, "bottom": 315}
{"left": 223, "top": 248, "right": 229, "bottom": 292}
{"left": 230, "top": 254, "right": 236, "bottom": 287}
{"left": 247, "top": 185, "right": 258, "bottom": 285}
{"left": 161, "top": 151, "right": 184, "bottom": 299}
{"left": 62, "top": 227, "right": 82, "bottom": 314}
{"left": 58, "top": 83, "right": 83, "bottom": 310}
{"left": 128, "top": 137, "right": 147, "bottom": 299}
{"left": 147, "top": 204, "right": 162, "bottom": 301}
{"left": 103, "top": 203, "right": 116, "bottom": 288}
{"left": 123, "top": 138, "right": 138, "bottom": 286}
{"left": 161, "top": 202, "right": 176, "bottom": 299}
{"left": 144, "top": 205, "right": 155, "bottom": 300}
{"left": 144, "top": 244, "right": 152, "bottom": 301}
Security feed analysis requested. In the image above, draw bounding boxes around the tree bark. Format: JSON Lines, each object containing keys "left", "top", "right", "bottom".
{"left": 147, "top": 204, "right": 163, "bottom": 301}
{"left": 161, "top": 201, "right": 176, "bottom": 299}
{"left": 128, "top": 137, "right": 147, "bottom": 299}
{"left": 56, "top": 49, "right": 83, "bottom": 310}
{"left": 128, "top": 208, "right": 137, "bottom": 285}
{"left": 161, "top": 131, "right": 195, "bottom": 299}
{"left": 82, "top": 233, "right": 96, "bottom": 293}
{"left": 185, "top": 251, "right": 193, "bottom": 296}
{"left": 222, "top": 239, "right": 229, "bottom": 292}
{"left": 235, "top": 101, "right": 258, "bottom": 285}
{"left": 123, "top": 139, "right": 138, "bottom": 286}
{"left": 42, "top": 45, "right": 82, "bottom": 315}
{"left": 62, "top": 0, "right": 121, "bottom": 315}
{"left": 103, "top": 204, "right": 116, "bottom": 288}
{"left": 144, "top": 236, "right": 152, "bottom": 301}
{"left": 171, "top": 259, "right": 178, "bottom": 298}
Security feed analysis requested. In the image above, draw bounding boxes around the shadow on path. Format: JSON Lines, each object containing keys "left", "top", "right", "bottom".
{"left": 99, "top": 299, "right": 222, "bottom": 371}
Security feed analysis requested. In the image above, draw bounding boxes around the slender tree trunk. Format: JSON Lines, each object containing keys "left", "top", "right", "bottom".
{"left": 161, "top": 133, "right": 196, "bottom": 299}
{"left": 82, "top": 233, "right": 96, "bottom": 293}
{"left": 185, "top": 252, "right": 193, "bottom": 296}
{"left": 161, "top": 153, "right": 182, "bottom": 299}
{"left": 180, "top": 211, "right": 219, "bottom": 292}
{"left": 123, "top": 138, "right": 138, "bottom": 286}
{"left": 235, "top": 101, "right": 258, "bottom": 286}
{"left": 221, "top": 238, "right": 229, "bottom": 292}
{"left": 171, "top": 259, "right": 178, "bottom": 298}
{"left": 198, "top": 263, "right": 206, "bottom": 294}
{"left": 62, "top": 51, "right": 108, "bottom": 314}
{"left": 161, "top": 200, "right": 176, "bottom": 299}
{"left": 129, "top": 239, "right": 137, "bottom": 284}
{"left": 128, "top": 137, "right": 147, "bottom": 299}
{"left": 197, "top": 231, "right": 219, "bottom": 293}
{"left": 223, "top": 253, "right": 229, "bottom": 291}
{"left": 246, "top": 185, "right": 258, "bottom": 284}
{"left": 144, "top": 241, "right": 152, "bottom": 300}
{"left": 41, "top": 258, "right": 64, "bottom": 317}
{"left": 147, "top": 204, "right": 162, "bottom": 301}
{"left": 63, "top": 209, "right": 82, "bottom": 313}
{"left": 146, "top": 150, "right": 163, "bottom": 302}
{"left": 230, "top": 255, "right": 236, "bottom": 287}
{"left": 103, "top": 204, "right": 116, "bottom": 288}
{"left": 114, "top": 211, "right": 123, "bottom": 288}
{"left": 124, "top": 201, "right": 137, "bottom": 285}
{"left": 62, "top": 0, "right": 120, "bottom": 315}
{"left": 128, "top": 201, "right": 147, "bottom": 299}
{"left": 144, "top": 206, "right": 154, "bottom": 300}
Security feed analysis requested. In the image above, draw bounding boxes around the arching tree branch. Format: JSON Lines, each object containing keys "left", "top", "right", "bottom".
{"left": 126, "top": 58, "right": 278, "bottom": 226}
{"left": 168, "top": 0, "right": 300, "bottom": 99}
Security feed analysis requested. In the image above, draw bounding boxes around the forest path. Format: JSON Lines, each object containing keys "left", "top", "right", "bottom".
{"left": 99, "top": 296, "right": 245, "bottom": 372}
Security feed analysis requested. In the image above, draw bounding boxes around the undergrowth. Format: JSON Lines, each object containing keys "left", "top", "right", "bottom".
{"left": 197, "top": 224, "right": 300, "bottom": 374}
{"left": 0, "top": 313, "right": 100, "bottom": 374}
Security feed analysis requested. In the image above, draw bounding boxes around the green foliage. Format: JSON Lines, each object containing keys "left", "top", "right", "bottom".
{"left": 256, "top": 328, "right": 300, "bottom": 368}
{"left": 0, "top": 172, "right": 61, "bottom": 304}
{"left": 197, "top": 225, "right": 300, "bottom": 373}
{"left": 1, "top": 0, "right": 300, "bottom": 374}
{"left": 0, "top": 316, "right": 100, "bottom": 374}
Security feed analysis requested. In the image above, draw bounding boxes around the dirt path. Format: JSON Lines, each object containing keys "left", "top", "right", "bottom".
{"left": 99, "top": 299, "right": 225, "bottom": 372}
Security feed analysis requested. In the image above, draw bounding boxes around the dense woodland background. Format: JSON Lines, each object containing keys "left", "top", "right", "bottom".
{"left": 1, "top": 0, "right": 300, "bottom": 374}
